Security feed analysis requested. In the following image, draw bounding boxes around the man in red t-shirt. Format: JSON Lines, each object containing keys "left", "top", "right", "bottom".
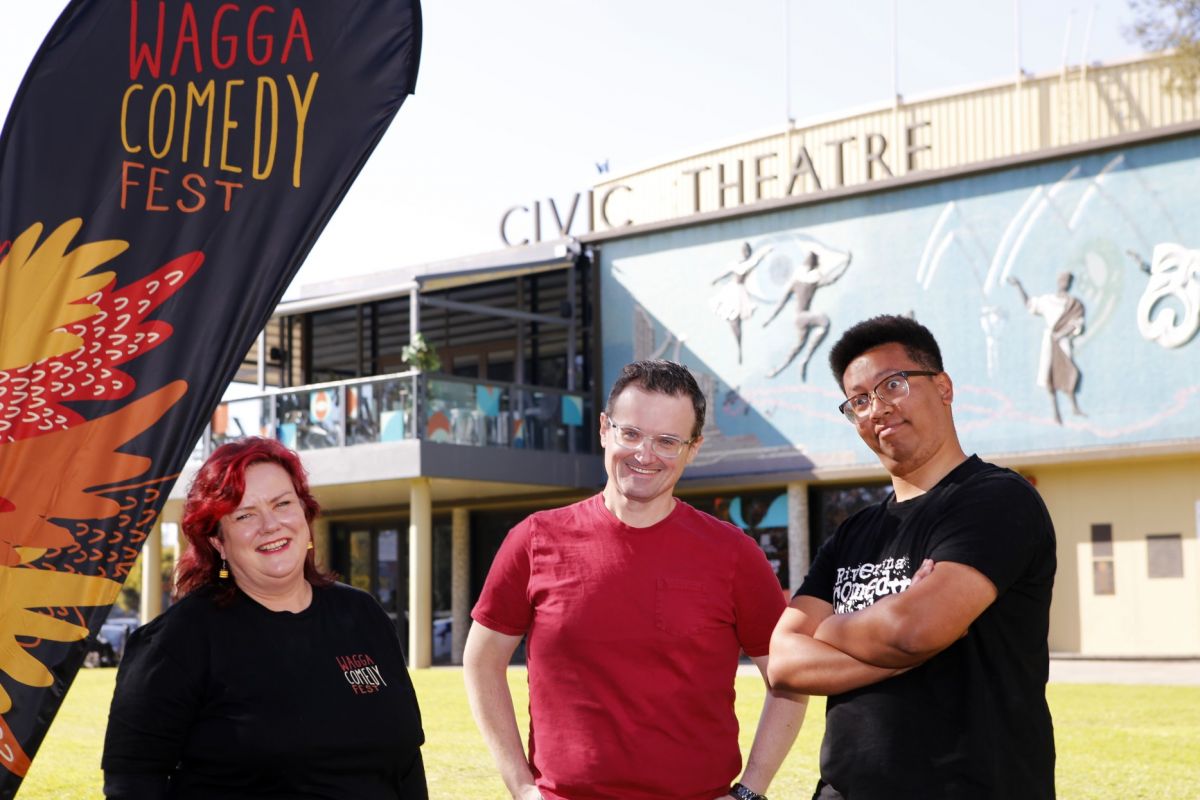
{"left": 465, "top": 360, "right": 808, "bottom": 800}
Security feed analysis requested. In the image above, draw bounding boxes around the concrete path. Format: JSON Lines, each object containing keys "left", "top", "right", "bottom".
{"left": 735, "top": 659, "right": 1200, "bottom": 685}
{"left": 1048, "top": 658, "right": 1200, "bottom": 686}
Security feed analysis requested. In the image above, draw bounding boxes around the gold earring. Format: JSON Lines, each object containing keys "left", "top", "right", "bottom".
{"left": 218, "top": 559, "right": 229, "bottom": 579}
{"left": 307, "top": 539, "right": 314, "bottom": 551}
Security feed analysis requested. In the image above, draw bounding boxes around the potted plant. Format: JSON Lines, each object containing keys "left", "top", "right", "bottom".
{"left": 401, "top": 332, "right": 441, "bottom": 373}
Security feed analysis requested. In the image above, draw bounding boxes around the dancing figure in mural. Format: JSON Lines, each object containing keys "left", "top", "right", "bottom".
{"left": 709, "top": 241, "right": 772, "bottom": 364}
{"left": 762, "top": 249, "right": 851, "bottom": 380}
{"left": 1009, "top": 272, "right": 1086, "bottom": 424}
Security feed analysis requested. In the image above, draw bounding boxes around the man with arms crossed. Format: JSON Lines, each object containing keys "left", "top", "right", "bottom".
{"left": 769, "top": 315, "right": 1056, "bottom": 799}
{"left": 465, "top": 360, "right": 807, "bottom": 800}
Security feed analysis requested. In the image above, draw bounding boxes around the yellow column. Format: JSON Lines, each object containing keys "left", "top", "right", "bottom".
{"left": 164, "top": 522, "right": 180, "bottom": 585}
{"left": 310, "top": 517, "right": 331, "bottom": 572}
{"left": 140, "top": 521, "right": 163, "bottom": 622}
{"left": 787, "top": 482, "right": 810, "bottom": 595}
{"left": 408, "top": 478, "right": 433, "bottom": 668}
{"left": 451, "top": 507, "right": 470, "bottom": 665}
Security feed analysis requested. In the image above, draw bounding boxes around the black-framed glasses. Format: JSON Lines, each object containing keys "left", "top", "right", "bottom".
{"left": 606, "top": 418, "right": 696, "bottom": 458}
{"left": 838, "top": 370, "right": 940, "bottom": 423}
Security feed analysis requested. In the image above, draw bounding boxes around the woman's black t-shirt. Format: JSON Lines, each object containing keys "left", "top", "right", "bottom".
{"left": 103, "top": 582, "right": 426, "bottom": 799}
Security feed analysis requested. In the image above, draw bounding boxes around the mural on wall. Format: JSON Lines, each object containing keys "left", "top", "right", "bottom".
{"left": 914, "top": 149, "right": 1200, "bottom": 426}
{"left": 611, "top": 232, "right": 855, "bottom": 468}
{"left": 1008, "top": 272, "right": 1087, "bottom": 424}
{"left": 601, "top": 134, "right": 1200, "bottom": 476}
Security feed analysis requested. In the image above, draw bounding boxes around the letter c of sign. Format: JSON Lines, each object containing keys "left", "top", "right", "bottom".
{"left": 600, "top": 185, "right": 633, "bottom": 229}
{"left": 500, "top": 206, "right": 530, "bottom": 247}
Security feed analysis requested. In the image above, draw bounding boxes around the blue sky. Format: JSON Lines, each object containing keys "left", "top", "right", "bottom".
{"left": 1, "top": 1, "right": 1146, "bottom": 294}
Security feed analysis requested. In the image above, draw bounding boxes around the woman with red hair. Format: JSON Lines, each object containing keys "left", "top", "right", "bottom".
{"left": 102, "top": 438, "right": 427, "bottom": 799}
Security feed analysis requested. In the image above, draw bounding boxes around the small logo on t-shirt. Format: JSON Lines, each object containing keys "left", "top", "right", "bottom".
{"left": 335, "top": 653, "right": 388, "bottom": 694}
{"left": 834, "top": 556, "right": 912, "bottom": 613}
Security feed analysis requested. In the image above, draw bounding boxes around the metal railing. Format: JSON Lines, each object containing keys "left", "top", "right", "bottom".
{"left": 196, "top": 371, "right": 593, "bottom": 462}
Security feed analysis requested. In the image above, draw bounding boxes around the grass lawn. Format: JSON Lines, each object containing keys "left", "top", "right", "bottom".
{"left": 17, "top": 668, "right": 1200, "bottom": 798}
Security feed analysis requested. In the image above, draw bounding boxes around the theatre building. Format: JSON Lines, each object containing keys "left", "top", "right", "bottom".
{"left": 156, "top": 53, "right": 1200, "bottom": 663}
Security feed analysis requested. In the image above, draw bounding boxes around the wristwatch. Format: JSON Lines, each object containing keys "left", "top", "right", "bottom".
{"left": 729, "top": 782, "right": 767, "bottom": 800}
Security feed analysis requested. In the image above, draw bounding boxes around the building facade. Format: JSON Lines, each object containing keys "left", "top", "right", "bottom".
{"left": 156, "top": 54, "right": 1200, "bottom": 662}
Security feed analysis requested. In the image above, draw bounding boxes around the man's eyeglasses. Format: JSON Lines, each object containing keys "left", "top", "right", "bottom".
{"left": 838, "top": 370, "right": 940, "bottom": 423}
{"left": 606, "top": 419, "right": 696, "bottom": 458}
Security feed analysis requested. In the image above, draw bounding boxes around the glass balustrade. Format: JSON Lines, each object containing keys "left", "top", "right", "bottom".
{"left": 194, "top": 372, "right": 591, "bottom": 461}
{"left": 424, "top": 377, "right": 590, "bottom": 453}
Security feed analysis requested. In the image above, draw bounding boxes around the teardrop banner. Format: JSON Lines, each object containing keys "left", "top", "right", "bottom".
{"left": 0, "top": 1, "right": 422, "bottom": 791}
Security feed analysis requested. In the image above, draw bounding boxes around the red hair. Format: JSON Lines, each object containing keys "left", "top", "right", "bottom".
{"left": 174, "top": 437, "right": 334, "bottom": 601}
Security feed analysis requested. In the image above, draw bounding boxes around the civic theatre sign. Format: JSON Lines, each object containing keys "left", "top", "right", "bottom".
{"left": 499, "top": 120, "right": 932, "bottom": 247}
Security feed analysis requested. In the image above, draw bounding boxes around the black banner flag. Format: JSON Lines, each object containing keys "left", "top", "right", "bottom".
{"left": 0, "top": 1, "right": 421, "bottom": 790}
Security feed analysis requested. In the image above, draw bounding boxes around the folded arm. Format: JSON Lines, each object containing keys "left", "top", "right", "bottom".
{"left": 768, "top": 595, "right": 906, "bottom": 695}
{"left": 812, "top": 560, "right": 997, "bottom": 669}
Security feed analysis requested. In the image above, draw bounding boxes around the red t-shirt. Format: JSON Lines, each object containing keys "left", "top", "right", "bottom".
{"left": 472, "top": 494, "right": 786, "bottom": 800}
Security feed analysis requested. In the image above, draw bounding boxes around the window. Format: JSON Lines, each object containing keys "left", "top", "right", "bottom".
{"left": 307, "top": 306, "right": 364, "bottom": 383}
{"left": 329, "top": 517, "right": 455, "bottom": 663}
{"left": 1147, "top": 534, "right": 1184, "bottom": 579}
{"left": 329, "top": 525, "right": 409, "bottom": 633}
{"left": 810, "top": 482, "right": 893, "bottom": 554}
{"left": 289, "top": 265, "right": 593, "bottom": 394}
{"left": 689, "top": 491, "right": 790, "bottom": 588}
{"left": 1091, "top": 524, "right": 1115, "bottom": 595}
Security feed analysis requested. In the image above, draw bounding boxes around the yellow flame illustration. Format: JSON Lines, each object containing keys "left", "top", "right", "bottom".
{"left": 0, "top": 219, "right": 126, "bottom": 370}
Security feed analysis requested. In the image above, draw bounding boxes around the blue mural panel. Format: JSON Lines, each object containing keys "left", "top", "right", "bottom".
{"left": 600, "top": 135, "right": 1200, "bottom": 477}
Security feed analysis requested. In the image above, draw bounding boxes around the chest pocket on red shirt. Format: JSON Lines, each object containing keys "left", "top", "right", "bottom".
{"left": 655, "top": 577, "right": 712, "bottom": 637}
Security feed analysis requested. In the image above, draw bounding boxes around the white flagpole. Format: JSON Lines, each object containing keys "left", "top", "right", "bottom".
{"left": 892, "top": 0, "right": 900, "bottom": 107}
{"left": 785, "top": 0, "right": 795, "bottom": 127}
{"left": 1081, "top": 2, "right": 1096, "bottom": 81}
{"left": 1014, "top": 0, "right": 1023, "bottom": 84}
{"left": 1014, "top": 0, "right": 1023, "bottom": 151}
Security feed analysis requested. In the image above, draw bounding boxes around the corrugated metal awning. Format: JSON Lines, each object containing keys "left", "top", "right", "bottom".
{"left": 273, "top": 240, "right": 580, "bottom": 318}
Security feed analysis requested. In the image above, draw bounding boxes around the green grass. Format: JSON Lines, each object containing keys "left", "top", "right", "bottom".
{"left": 16, "top": 669, "right": 1200, "bottom": 799}
{"left": 1049, "top": 683, "right": 1200, "bottom": 799}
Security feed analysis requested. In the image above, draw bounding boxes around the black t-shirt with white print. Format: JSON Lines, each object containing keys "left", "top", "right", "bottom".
{"left": 103, "top": 582, "right": 426, "bottom": 799}
{"left": 799, "top": 456, "right": 1056, "bottom": 800}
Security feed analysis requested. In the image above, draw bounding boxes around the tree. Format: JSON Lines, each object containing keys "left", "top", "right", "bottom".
{"left": 1127, "top": 0, "right": 1200, "bottom": 91}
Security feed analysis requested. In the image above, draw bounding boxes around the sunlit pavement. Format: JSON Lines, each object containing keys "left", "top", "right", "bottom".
{"left": 1047, "top": 657, "right": 1200, "bottom": 685}
{"left": 729, "top": 659, "right": 1200, "bottom": 685}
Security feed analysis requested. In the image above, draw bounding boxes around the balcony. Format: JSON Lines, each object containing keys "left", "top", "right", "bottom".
{"left": 201, "top": 370, "right": 596, "bottom": 461}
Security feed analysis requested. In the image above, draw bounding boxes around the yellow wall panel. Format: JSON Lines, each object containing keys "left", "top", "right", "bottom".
{"left": 1027, "top": 456, "right": 1200, "bottom": 656}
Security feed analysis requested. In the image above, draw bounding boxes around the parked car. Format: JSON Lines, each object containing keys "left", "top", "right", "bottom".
{"left": 83, "top": 609, "right": 140, "bottom": 668}
{"left": 433, "top": 616, "right": 452, "bottom": 663}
